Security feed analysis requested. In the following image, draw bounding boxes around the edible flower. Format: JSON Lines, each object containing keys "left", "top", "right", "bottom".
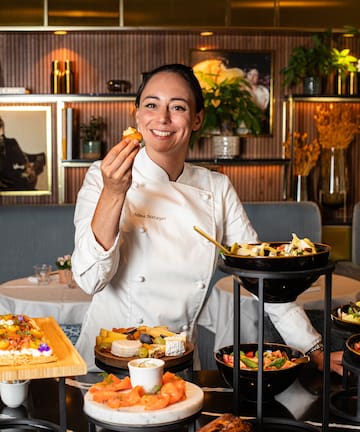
{"left": 38, "top": 343, "right": 50, "bottom": 352}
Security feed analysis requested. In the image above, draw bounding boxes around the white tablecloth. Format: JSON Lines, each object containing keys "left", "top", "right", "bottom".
{"left": 0, "top": 274, "right": 92, "bottom": 324}
{"left": 197, "top": 274, "right": 360, "bottom": 351}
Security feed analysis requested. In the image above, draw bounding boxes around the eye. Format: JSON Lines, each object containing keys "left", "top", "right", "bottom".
{"left": 144, "top": 102, "right": 156, "bottom": 109}
{"left": 172, "top": 104, "right": 187, "bottom": 112}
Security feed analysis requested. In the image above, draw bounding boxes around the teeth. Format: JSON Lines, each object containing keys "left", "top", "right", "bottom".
{"left": 153, "top": 129, "right": 171, "bottom": 137}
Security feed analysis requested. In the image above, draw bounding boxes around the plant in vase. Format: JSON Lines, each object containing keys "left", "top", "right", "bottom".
{"left": 284, "top": 132, "right": 320, "bottom": 201}
{"left": 330, "top": 48, "right": 358, "bottom": 95}
{"left": 281, "top": 31, "right": 333, "bottom": 95}
{"left": 192, "top": 62, "right": 263, "bottom": 158}
{"left": 314, "top": 104, "right": 359, "bottom": 207}
{"left": 80, "top": 115, "right": 106, "bottom": 161}
{"left": 55, "top": 254, "right": 73, "bottom": 286}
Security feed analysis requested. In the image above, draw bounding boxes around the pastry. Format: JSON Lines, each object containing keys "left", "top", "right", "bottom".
{"left": 122, "top": 126, "right": 143, "bottom": 141}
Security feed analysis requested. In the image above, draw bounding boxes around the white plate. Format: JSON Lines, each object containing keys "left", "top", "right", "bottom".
{"left": 84, "top": 381, "right": 204, "bottom": 426}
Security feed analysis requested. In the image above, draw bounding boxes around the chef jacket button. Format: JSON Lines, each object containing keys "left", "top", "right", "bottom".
{"left": 182, "top": 324, "right": 189, "bottom": 331}
{"left": 137, "top": 318, "right": 144, "bottom": 324}
{"left": 201, "top": 193, "right": 210, "bottom": 201}
{"left": 196, "top": 281, "right": 206, "bottom": 289}
{"left": 136, "top": 275, "right": 145, "bottom": 282}
{"left": 139, "top": 227, "right": 146, "bottom": 233}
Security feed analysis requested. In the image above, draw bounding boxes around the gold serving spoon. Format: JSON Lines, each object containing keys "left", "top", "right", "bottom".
{"left": 193, "top": 225, "right": 229, "bottom": 255}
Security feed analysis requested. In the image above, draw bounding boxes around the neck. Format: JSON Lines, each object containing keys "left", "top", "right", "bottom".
{"left": 145, "top": 147, "right": 186, "bottom": 181}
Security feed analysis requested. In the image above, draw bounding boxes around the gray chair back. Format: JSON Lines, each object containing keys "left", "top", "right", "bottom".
{"left": 243, "top": 200, "right": 322, "bottom": 243}
{"left": 352, "top": 202, "right": 360, "bottom": 266}
{"left": 0, "top": 205, "right": 75, "bottom": 283}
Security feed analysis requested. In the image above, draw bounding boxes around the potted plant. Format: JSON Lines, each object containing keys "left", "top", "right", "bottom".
{"left": 80, "top": 115, "right": 106, "bottom": 160}
{"left": 281, "top": 32, "right": 332, "bottom": 95}
{"left": 330, "top": 47, "right": 358, "bottom": 95}
{"left": 193, "top": 69, "right": 263, "bottom": 158}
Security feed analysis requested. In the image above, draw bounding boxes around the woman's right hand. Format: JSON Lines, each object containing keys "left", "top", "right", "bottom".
{"left": 91, "top": 138, "right": 140, "bottom": 250}
{"left": 100, "top": 138, "right": 140, "bottom": 197}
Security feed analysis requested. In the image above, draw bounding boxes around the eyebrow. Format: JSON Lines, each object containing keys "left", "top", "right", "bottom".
{"left": 143, "top": 95, "right": 190, "bottom": 104}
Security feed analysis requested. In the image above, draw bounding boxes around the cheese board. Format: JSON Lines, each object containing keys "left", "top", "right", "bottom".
{"left": 0, "top": 317, "right": 87, "bottom": 381}
{"left": 94, "top": 342, "right": 194, "bottom": 371}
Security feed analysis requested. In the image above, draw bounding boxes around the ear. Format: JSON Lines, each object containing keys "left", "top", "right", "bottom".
{"left": 192, "top": 110, "right": 204, "bottom": 132}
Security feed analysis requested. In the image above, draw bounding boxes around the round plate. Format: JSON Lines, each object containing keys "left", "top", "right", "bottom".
{"left": 94, "top": 342, "right": 194, "bottom": 371}
{"left": 331, "top": 304, "right": 360, "bottom": 333}
{"left": 84, "top": 381, "right": 203, "bottom": 426}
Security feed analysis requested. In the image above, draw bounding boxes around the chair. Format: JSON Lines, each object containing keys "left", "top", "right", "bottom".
{"left": 335, "top": 201, "right": 360, "bottom": 280}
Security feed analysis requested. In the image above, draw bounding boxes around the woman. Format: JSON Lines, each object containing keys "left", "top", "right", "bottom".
{"left": 72, "top": 64, "right": 342, "bottom": 374}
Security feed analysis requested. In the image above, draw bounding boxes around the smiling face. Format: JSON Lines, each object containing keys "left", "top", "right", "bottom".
{"left": 135, "top": 71, "right": 203, "bottom": 161}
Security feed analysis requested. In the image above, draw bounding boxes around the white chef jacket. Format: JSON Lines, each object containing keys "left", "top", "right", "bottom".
{"left": 72, "top": 147, "right": 320, "bottom": 371}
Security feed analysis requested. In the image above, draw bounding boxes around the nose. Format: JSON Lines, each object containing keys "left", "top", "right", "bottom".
{"left": 158, "top": 106, "right": 171, "bottom": 123}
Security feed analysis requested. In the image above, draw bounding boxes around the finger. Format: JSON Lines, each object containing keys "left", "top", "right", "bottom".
{"left": 102, "top": 140, "right": 139, "bottom": 170}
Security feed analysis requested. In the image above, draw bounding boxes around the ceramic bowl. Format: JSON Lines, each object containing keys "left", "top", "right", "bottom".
{"left": 331, "top": 304, "right": 360, "bottom": 334}
{"left": 215, "top": 343, "right": 309, "bottom": 400}
{"left": 345, "top": 333, "right": 360, "bottom": 363}
{"left": 220, "top": 242, "right": 330, "bottom": 302}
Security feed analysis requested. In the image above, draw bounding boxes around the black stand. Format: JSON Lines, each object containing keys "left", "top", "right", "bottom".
{"left": 219, "top": 262, "right": 334, "bottom": 432}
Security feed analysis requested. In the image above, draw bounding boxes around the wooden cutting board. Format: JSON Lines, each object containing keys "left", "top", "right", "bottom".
{"left": 0, "top": 317, "right": 87, "bottom": 381}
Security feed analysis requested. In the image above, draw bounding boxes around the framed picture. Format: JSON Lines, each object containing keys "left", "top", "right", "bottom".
{"left": 190, "top": 49, "right": 273, "bottom": 135}
{"left": 0, "top": 106, "right": 52, "bottom": 196}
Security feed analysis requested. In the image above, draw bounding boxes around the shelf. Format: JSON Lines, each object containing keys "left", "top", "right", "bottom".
{"left": 0, "top": 93, "right": 136, "bottom": 103}
{"left": 285, "top": 94, "right": 360, "bottom": 102}
{"left": 187, "top": 158, "right": 290, "bottom": 166}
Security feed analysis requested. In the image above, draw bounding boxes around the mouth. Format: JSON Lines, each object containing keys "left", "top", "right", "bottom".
{"left": 151, "top": 129, "right": 173, "bottom": 137}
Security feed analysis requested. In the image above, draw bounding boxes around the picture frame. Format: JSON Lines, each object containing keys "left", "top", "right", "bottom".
{"left": 190, "top": 49, "right": 273, "bottom": 135}
{"left": 0, "top": 105, "right": 52, "bottom": 196}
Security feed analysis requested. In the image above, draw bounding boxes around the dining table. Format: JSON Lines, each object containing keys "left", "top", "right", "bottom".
{"left": 0, "top": 273, "right": 92, "bottom": 325}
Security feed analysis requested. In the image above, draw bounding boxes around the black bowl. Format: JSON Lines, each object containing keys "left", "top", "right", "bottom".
{"left": 215, "top": 343, "right": 310, "bottom": 400}
{"left": 345, "top": 333, "right": 360, "bottom": 363}
{"left": 220, "top": 242, "right": 330, "bottom": 302}
{"left": 331, "top": 304, "right": 360, "bottom": 334}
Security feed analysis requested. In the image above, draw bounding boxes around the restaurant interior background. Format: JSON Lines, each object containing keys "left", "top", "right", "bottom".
{"left": 1, "top": 0, "right": 360, "bottom": 260}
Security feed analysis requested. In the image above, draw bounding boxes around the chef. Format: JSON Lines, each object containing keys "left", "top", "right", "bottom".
{"left": 72, "top": 63, "right": 342, "bottom": 374}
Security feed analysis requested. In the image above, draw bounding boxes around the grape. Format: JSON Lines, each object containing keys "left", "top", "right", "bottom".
{"left": 138, "top": 346, "right": 148, "bottom": 358}
{"left": 154, "top": 336, "right": 165, "bottom": 345}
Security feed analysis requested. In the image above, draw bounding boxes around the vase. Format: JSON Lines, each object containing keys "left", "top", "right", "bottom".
{"left": 320, "top": 147, "right": 349, "bottom": 207}
{"left": 82, "top": 140, "right": 102, "bottom": 160}
{"left": 212, "top": 135, "right": 240, "bottom": 159}
{"left": 303, "top": 77, "right": 322, "bottom": 95}
{"left": 58, "top": 269, "right": 74, "bottom": 287}
{"left": 294, "top": 175, "right": 309, "bottom": 201}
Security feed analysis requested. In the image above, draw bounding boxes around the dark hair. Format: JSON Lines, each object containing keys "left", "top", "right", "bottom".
{"left": 135, "top": 64, "right": 204, "bottom": 113}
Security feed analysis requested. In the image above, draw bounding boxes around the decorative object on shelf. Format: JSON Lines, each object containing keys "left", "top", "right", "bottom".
{"left": 281, "top": 32, "right": 332, "bottom": 95}
{"left": 107, "top": 79, "right": 131, "bottom": 93}
{"left": 193, "top": 61, "right": 263, "bottom": 158}
{"left": 330, "top": 48, "right": 358, "bottom": 95}
{"left": 80, "top": 115, "right": 105, "bottom": 160}
{"left": 284, "top": 131, "right": 320, "bottom": 201}
{"left": 50, "top": 60, "right": 62, "bottom": 94}
{"left": 314, "top": 103, "right": 359, "bottom": 207}
{"left": 64, "top": 60, "right": 75, "bottom": 94}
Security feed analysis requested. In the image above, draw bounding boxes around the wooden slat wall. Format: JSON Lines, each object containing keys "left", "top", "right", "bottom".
{"left": 0, "top": 29, "right": 359, "bottom": 219}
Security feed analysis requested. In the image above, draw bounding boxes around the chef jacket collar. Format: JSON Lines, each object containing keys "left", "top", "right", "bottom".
{"left": 134, "top": 147, "right": 192, "bottom": 185}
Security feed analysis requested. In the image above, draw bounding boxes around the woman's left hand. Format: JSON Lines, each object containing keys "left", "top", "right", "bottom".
{"left": 310, "top": 349, "right": 343, "bottom": 375}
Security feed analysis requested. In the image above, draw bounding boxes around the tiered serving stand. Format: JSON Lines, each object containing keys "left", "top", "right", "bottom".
{"left": 218, "top": 261, "right": 335, "bottom": 432}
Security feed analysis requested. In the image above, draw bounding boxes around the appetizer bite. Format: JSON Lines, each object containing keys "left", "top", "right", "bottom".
{"left": 122, "top": 126, "right": 143, "bottom": 142}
